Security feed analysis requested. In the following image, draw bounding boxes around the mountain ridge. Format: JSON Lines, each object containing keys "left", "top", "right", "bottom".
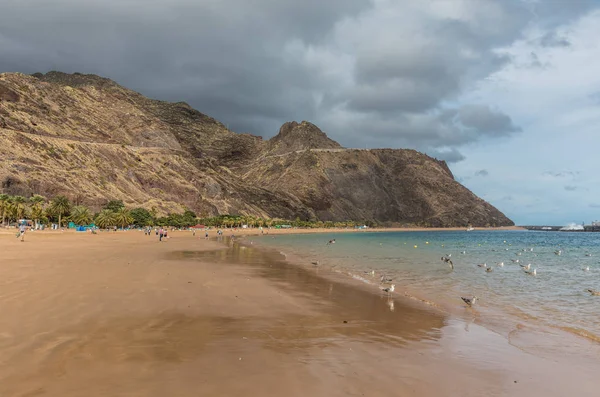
{"left": 0, "top": 71, "right": 513, "bottom": 226}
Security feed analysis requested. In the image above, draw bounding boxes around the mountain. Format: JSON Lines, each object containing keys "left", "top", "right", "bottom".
{"left": 0, "top": 71, "right": 513, "bottom": 226}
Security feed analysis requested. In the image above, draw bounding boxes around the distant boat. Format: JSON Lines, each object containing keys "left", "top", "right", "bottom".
{"left": 466, "top": 226, "right": 474, "bottom": 231}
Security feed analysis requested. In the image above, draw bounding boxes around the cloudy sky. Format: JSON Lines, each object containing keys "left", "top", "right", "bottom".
{"left": 1, "top": 0, "right": 599, "bottom": 225}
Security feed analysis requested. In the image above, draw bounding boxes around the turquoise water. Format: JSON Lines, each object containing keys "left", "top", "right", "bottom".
{"left": 248, "top": 230, "right": 600, "bottom": 342}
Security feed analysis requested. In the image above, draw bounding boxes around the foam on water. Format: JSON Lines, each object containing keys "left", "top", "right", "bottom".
{"left": 249, "top": 230, "right": 600, "bottom": 343}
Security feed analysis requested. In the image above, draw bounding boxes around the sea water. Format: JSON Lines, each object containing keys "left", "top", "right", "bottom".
{"left": 248, "top": 230, "right": 600, "bottom": 342}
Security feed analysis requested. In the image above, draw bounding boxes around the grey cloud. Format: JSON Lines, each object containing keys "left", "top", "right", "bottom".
{"left": 543, "top": 171, "right": 579, "bottom": 179}
{"left": 457, "top": 105, "right": 521, "bottom": 136}
{"left": 475, "top": 169, "right": 490, "bottom": 177}
{"left": 564, "top": 185, "right": 578, "bottom": 191}
{"left": 0, "top": 0, "right": 594, "bottom": 152}
{"left": 539, "top": 31, "right": 571, "bottom": 48}
{"left": 428, "top": 148, "right": 466, "bottom": 164}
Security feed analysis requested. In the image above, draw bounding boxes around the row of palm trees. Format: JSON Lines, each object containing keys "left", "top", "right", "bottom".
{"left": 0, "top": 193, "right": 371, "bottom": 230}
{"left": 0, "top": 194, "right": 133, "bottom": 229}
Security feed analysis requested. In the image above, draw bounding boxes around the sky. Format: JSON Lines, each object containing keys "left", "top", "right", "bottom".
{"left": 1, "top": 0, "right": 599, "bottom": 225}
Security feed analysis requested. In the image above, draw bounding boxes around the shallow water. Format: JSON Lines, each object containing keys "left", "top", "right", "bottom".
{"left": 248, "top": 230, "right": 600, "bottom": 343}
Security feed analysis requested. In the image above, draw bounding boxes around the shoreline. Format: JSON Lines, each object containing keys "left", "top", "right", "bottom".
{"left": 1, "top": 230, "right": 597, "bottom": 396}
{"left": 241, "top": 233, "right": 600, "bottom": 347}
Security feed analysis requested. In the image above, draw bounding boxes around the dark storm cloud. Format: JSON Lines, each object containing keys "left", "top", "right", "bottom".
{"left": 0, "top": 0, "right": 596, "bottom": 156}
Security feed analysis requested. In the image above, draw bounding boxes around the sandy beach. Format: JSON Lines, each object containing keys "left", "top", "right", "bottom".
{"left": 1, "top": 229, "right": 598, "bottom": 397}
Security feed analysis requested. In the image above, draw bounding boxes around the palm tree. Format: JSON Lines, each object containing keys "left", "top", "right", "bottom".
{"left": 0, "top": 194, "right": 9, "bottom": 226}
{"left": 70, "top": 205, "right": 93, "bottom": 226}
{"left": 12, "top": 196, "right": 27, "bottom": 220}
{"left": 29, "top": 195, "right": 46, "bottom": 228}
{"left": 49, "top": 195, "right": 71, "bottom": 228}
{"left": 113, "top": 208, "right": 133, "bottom": 230}
{"left": 95, "top": 210, "right": 116, "bottom": 229}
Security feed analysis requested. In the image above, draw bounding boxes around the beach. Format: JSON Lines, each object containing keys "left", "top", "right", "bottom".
{"left": 1, "top": 229, "right": 598, "bottom": 397}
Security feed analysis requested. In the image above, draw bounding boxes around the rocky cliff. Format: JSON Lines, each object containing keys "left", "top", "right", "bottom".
{"left": 0, "top": 71, "right": 513, "bottom": 226}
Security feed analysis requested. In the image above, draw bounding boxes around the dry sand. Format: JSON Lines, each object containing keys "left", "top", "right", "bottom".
{"left": 0, "top": 229, "right": 597, "bottom": 397}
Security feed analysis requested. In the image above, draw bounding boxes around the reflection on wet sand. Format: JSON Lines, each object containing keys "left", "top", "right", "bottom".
{"left": 171, "top": 244, "right": 447, "bottom": 349}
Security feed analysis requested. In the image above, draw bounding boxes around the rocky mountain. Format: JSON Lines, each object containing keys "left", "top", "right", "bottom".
{"left": 0, "top": 71, "right": 513, "bottom": 226}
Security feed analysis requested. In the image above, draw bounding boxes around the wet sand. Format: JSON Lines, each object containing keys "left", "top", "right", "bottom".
{"left": 0, "top": 230, "right": 597, "bottom": 397}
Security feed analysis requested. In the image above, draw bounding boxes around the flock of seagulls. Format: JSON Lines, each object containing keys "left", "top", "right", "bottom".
{"left": 311, "top": 242, "right": 598, "bottom": 310}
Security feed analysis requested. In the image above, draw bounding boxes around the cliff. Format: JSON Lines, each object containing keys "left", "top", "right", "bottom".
{"left": 0, "top": 71, "right": 513, "bottom": 226}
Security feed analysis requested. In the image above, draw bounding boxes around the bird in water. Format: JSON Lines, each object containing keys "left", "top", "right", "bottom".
{"left": 585, "top": 253, "right": 592, "bottom": 257}
{"left": 524, "top": 268, "right": 537, "bottom": 276}
{"left": 380, "top": 275, "right": 393, "bottom": 283}
{"left": 520, "top": 263, "right": 531, "bottom": 270}
{"left": 555, "top": 250, "right": 562, "bottom": 256}
{"left": 381, "top": 284, "right": 395, "bottom": 293}
{"left": 516, "top": 252, "right": 522, "bottom": 256}
{"left": 497, "top": 262, "right": 504, "bottom": 267}
{"left": 584, "top": 266, "right": 590, "bottom": 272}
{"left": 441, "top": 256, "right": 454, "bottom": 270}
{"left": 486, "top": 267, "right": 493, "bottom": 273}
{"left": 477, "top": 263, "right": 487, "bottom": 268}
{"left": 461, "top": 251, "right": 466, "bottom": 255}
{"left": 447, "top": 260, "right": 454, "bottom": 270}
{"left": 461, "top": 296, "right": 478, "bottom": 307}
{"left": 511, "top": 259, "right": 520, "bottom": 263}
{"left": 587, "top": 289, "right": 600, "bottom": 296}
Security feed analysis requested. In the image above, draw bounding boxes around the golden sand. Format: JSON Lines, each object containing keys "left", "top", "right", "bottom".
{"left": 0, "top": 229, "right": 597, "bottom": 397}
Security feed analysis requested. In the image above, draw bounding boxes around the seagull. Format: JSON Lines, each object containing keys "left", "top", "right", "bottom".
{"left": 381, "top": 284, "right": 395, "bottom": 293}
{"left": 584, "top": 266, "right": 590, "bottom": 272}
{"left": 585, "top": 253, "right": 592, "bottom": 257}
{"left": 486, "top": 267, "right": 493, "bottom": 273}
{"left": 461, "top": 251, "right": 466, "bottom": 255}
{"left": 364, "top": 270, "right": 375, "bottom": 276}
{"left": 311, "top": 261, "right": 320, "bottom": 266}
{"left": 529, "top": 248, "right": 534, "bottom": 252}
{"left": 497, "top": 262, "right": 504, "bottom": 267}
{"left": 524, "top": 268, "right": 537, "bottom": 276}
{"left": 477, "top": 263, "right": 487, "bottom": 268}
{"left": 587, "top": 289, "right": 600, "bottom": 296}
{"left": 520, "top": 263, "right": 531, "bottom": 270}
{"left": 447, "top": 260, "right": 454, "bottom": 270}
{"left": 461, "top": 296, "right": 478, "bottom": 307}
{"left": 516, "top": 252, "right": 522, "bottom": 256}
{"left": 511, "top": 259, "right": 520, "bottom": 263}
{"left": 554, "top": 250, "right": 562, "bottom": 256}
{"left": 380, "top": 275, "right": 393, "bottom": 283}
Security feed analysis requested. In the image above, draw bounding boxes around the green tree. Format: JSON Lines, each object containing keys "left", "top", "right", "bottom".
{"left": 130, "top": 208, "right": 153, "bottom": 226}
{"left": 12, "top": 196, "right": 27, "bottom": 220}
{"left": 113, "top": 208, "right": 134, "bottom": 229}
{"left": 49, "top": 195, "right": 71, "bottom": 227}
{"left": 103, "top": 200, "right": 125, "bottom": 212}
{"left": 95, "top": 210, "right": 116, "bottom": 229}
{"left": 0, "top": 194, "right": 10, "bottom": 226}
{"left": 70, "top": 205, "right": 93, "bottom": 226}
{"left": 29, "top": 195, "right": 46, "bottom": 228}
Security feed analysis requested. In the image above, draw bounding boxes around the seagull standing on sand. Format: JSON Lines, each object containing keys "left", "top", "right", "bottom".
{"left": 461, "top": 296, "right": 478, "bottom": 307}
{"left": 312, "top": 261, "right": 320, "bottom": 266}
{"left": 381, "top": 284, "right": 395, "bottom": 293}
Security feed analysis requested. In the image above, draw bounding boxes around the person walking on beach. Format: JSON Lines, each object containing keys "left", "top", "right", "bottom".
{"left": 159, "top": 228, "right": 164, "bottom": 242}
{"left": 19, "top": 223, "right": 26, "bottom": 242}
{"left": 205, "top": 231, "right": 209, "bottom": 240}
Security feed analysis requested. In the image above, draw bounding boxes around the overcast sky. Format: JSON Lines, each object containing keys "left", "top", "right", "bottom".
{"left": 1, "top": 0, "right": 599, "bottom": 225}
